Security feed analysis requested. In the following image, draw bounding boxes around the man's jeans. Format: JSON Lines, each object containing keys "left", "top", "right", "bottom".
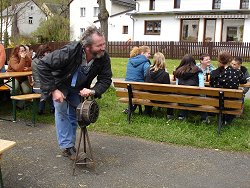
{"left": 54, "top": 92, "right": 80, "bottom": 150}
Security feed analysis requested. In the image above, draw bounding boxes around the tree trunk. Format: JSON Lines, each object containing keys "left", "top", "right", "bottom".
{"left": 97, "top": 0, "right": 109, "bottom": 42}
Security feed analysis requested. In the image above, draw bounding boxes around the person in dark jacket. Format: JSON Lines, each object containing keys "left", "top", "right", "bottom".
{"left": 210, "top": 51, "right": 247, "bottom": 124}
{"left": 231, "top": 56, "right": 250, "bottom": 94}
{"left": 37, "top": 26, "right": 112, "bottom": 160}
{"left": 175, "top": 54, "right": 208, "bottom": 122}
{"left": 144, "top": 52, "right": 174, "bottom": 118}
{"left": 210, "top": 52, "right": 246, "bottom": 89}
{"left": 32, "top": 44, "right": 54, "bottom": 115}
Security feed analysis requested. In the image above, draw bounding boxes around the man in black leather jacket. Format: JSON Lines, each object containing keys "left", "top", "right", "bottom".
{"left": 37, "top": 26, "right": 112, "bottom": 160}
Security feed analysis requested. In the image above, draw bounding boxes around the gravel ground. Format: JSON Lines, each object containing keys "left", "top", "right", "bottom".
{"left": 1, "top": 120, "right": 250, "bottom": 188}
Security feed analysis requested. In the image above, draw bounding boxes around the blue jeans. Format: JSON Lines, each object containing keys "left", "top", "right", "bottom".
{"left": 54, "top": 91, "right": 80, "bottom": 149}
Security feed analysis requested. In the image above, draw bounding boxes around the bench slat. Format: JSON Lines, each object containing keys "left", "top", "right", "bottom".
{"left": 118, "top": 98, "right": 242, "bottom": 115}
{"left": 0, "top": 85, "right": 10, "bottom": 91}
{"left": 114, "top": 81, "right": 243, "bottom": 99}
{"left": 10, "top": 93, "right": 41, "bottom": 100}
{"left": 116, "top": 90, "right": 243, "bottom": 109}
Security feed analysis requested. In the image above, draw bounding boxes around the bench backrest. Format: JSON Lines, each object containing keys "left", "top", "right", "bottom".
{"left": 113, "top": 81, "right": 244, "bottom": 111}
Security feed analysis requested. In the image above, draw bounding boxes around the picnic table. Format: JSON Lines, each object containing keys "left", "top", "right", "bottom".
{"left": 0, "top": 71, "right": 32, "bottom": 121}
{"left": 0, "top": 139, "right": 16, "bottom": 188}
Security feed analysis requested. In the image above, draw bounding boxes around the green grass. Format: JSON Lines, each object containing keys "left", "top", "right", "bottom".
{"left": 1, "top": 57, "right": 250, "bottom": 153}
{"left": 3, "top": 87, "right": 249, "bottom": 153}
{"left": 111, "top": 57, "right": 250, "bottom": 77}
{"left": 91, "top": 87, "right": 250, "bottom": 153}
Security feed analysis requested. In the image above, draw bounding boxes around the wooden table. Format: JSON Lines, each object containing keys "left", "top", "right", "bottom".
{"left": 169, "top": 74, "right": 250, "bottom": 87}
{"left": 0, "top": 71, "right": 32, "bottom": 121}
{"left": 0, "top": 139, "right": 16, "bottom": 188}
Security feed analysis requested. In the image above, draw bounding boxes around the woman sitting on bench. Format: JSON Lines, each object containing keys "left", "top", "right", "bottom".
{"left": 174, "top": 54, "right": 209, "bottom": 123}
{"left": 144, "top": 52, "right": 174, "bottom": 119}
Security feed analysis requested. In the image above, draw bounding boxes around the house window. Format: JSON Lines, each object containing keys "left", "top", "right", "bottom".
{"left": 174, "top": 0, "right": 181, "bottom": 8}
{"left": 145, "top": 20, "right": 161, "bottom": 35}
{"left": 204, "top": 19, "right": 216, "bottom": 42}
{"left": 149, "top": 0, "right": 155, "bottom": 10}
{"left": 222, "top": 19, "right": 244, "bottom": 42}
{"left": 30, "top": 6, "right": 33, "bottom": 11}
{"left": 226, "top": 27, "right": 238, "bottom": 42}
{"left": 181, "top": 19, "right": 199, "bottom": 42}
{"left": 240, "top": 0, "right": 249, "bottom": 9}
{"left": 123, "top": 26, "right": 128, "bottom": 34}
{"left": 212, "top": 0, "right": 221, "bottom": 9}
{"left": 80, "top": 7, "right": 86, "bottom": 17}
{"left": 94, "top": 7, "right": 99, "bottom": 17}
{"left": 28, "top": 17, "right": 33, "bottom": 24}
{"left": 80, "top": 28, "right": 85, "bottom": 36}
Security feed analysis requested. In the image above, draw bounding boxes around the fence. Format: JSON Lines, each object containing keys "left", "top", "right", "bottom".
{"left": 107, "top": 41, "right": 250, "bottom": 61}
{"left": 5, "top": 41, "right": 250, "bottom": 62}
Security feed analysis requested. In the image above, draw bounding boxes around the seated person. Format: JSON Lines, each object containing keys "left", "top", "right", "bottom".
{"left": 7, "top": 45, "right": 32, "bottom": 108}
{"left": 123, "top": 46, "right": 151, "bottom": 113}
{"left": 175, "top": 54, "right": 208, "bottom": 122}
{"left": 0, "top": 43, "right": 6, "bottom": 73}
{"left": 125, "top": 45, "right": 151, "bottom": 82}
{"left": 210, "top": 51, "right": 247, "bottom": 124}
{"left": 196, "top": 53, "right": 215, "bottom": 81}
{"left": 144, "top": 52, "right": 174, "bottom": 118}
{"left": 231, "top": 56, "right": 249, "bottom": 95}
{"left": 0, "top": 44, "right": 7, "bottom": 101}
{"left": 32, "top": 44, "right": 55, "bottom": 115}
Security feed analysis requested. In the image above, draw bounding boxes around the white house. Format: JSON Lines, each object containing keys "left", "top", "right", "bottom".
{"left": 130, "top": 0, "right": 250, "bottom": 42}
{"left": 68, "top": 0, "right": 250, "bottom": 42}
{"left": 1, "top": 0, "right": 47, "bottom": 40}
{"left": 69, "top": 0, "right": 136, "bottom": 41}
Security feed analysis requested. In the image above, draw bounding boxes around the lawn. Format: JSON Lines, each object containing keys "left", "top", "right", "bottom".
{"left": 2, "top": 57, "right": 250, "bottom": 153}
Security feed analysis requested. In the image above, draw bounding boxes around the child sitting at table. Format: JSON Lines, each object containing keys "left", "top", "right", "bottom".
{"left": 144, "top": 52, "right": 174, "bottom": 118}
{"left": 231, "top": 56, "right": 250, "bottom": 95}
{"left": 210, "top": 51, "right": 247, "bottom": 124}
{"left": 175, "top": 54, "right": 208, "bottom": 123}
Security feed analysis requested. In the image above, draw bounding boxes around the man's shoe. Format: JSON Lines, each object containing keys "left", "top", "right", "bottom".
{"left": 201, "top": 117, "right": 210, "bottom": 124}
{"left": 62, "top": 147, "right": 77, "bottom": 160}
{"left": 122, "top": 108, "right": 129, "bottom": 114}
{"left": 178, "top": 116, "right": 185, "bottom": 120}
{"left": 167, "top": 114, "right": 174, "bottom": 119}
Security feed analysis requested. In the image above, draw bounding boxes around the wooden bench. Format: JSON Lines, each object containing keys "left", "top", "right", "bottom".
{"left": 113, "top": 81, "right": 244, "bottom": 134}
{"left": 0, "top": 85, "right": 10, "bottom": 91}
{"left": 0, "top": 139, "right": 16, "bottom": 188}
{"left": 10, "top": 93, "right": 41, "bottom": 126}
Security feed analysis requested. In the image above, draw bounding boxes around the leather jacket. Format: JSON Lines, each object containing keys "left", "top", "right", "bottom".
{"left": 37, "top": 41, "right": 112, "bottom": 99}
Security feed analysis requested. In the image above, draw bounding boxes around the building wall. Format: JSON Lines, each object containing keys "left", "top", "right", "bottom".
{"left": 138, "top": 0, "right": 245, "bottom": 12}
{"left": 70, "top": 0, "right": 134, "bottom": 41}
{"left": 108, "top": 13, "right": 134, "bottom": 41}
{"left": 17, "top": 2, "right": 46, "bottom": 36}
{"left": 70, "top": 0, "right": 100, "bottom": 41}
{"left": 133, "top": 0, "right": 250, "bottom": 42}
{"left": 133, "top": 15, "right": 180, "bottom": 41}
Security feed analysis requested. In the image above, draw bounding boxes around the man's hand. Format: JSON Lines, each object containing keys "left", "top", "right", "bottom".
{"left": 79, "top": 88, "right": 95, "bottom": 97}
{"left": 52, "top": 89, "right": 65, "bottom": 103}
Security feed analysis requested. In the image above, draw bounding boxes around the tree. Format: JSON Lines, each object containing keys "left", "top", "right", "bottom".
{"left": 97, "top": 0, "right": 109, "bottom": 41}
{"left": 33, "top": 15, "right": 69, "bottom": 42}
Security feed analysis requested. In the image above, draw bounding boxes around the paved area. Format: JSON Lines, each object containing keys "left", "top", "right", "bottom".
{"left": 1, "top": 119, "right": 250, "bottom": 188}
